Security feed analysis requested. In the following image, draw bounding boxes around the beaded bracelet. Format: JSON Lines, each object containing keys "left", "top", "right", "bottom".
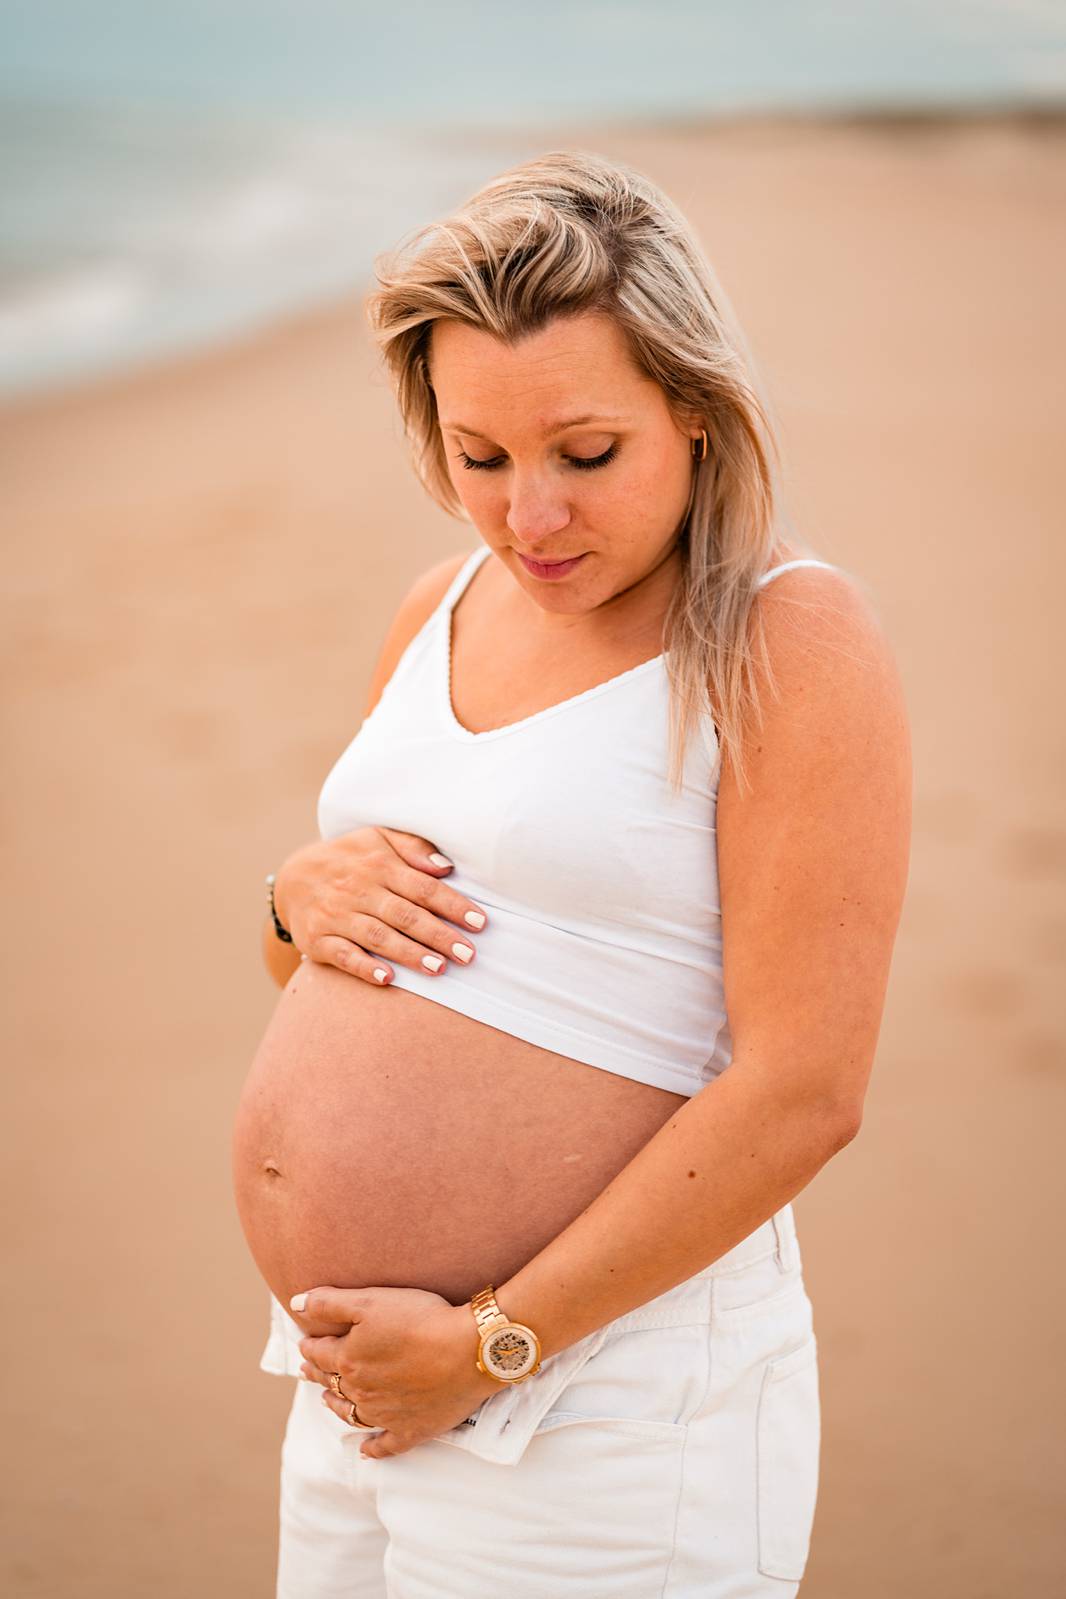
{"left": 265, "top": 872, "right": 294, "bottom": 943}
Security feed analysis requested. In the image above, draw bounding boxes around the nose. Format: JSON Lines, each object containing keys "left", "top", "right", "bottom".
{"left": 505, "top": 470, "right": 572, "bottom": 549}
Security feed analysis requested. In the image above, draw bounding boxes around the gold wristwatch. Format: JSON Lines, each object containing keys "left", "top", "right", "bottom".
{"left": 470, "top": 1285, "right": 542, "bottom": 1383}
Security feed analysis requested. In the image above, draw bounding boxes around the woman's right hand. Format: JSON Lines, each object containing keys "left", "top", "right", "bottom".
{"left": 272, "top": 828, "right": 488, "bottom": 986}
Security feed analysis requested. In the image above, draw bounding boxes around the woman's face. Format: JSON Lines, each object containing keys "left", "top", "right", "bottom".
{"left": 429, "top": 309, "right": 700, "bottom": 617}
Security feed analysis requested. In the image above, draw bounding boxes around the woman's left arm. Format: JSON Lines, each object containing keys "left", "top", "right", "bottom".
{"left": 494, "top": 570, "right": 912, "bottom": 1352}
{"left": 299, "top": 569, "right": 912, "bottom": 1456}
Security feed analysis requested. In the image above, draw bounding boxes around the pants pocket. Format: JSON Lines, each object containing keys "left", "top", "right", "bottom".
{"left": 537, "top": 1320, "right": 712, "bottom": 1436}
{"left": 755, "top": 1333, "right": 821, "bottom": 1581}
{"left": 436, "top": 1317, "right": 710, "bottom": 1467}
{"left": 433, "top": 1321, "right": 616, "bottom": 1465}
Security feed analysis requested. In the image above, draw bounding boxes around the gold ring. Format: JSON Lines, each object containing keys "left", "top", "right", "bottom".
{"left": 346, "top": 1400, "right": 377, "bottom": 1430}
{"left": 328, "top": 1372, "right": 344, "bottom": 1397}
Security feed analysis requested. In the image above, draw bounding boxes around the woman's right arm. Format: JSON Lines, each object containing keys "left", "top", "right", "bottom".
{"left": 261, "top": 550, "right": 480, "bottom": 990}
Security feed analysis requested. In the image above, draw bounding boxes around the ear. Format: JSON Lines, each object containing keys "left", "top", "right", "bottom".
{"left": 672, "top": 403, "right": 706, "bottom": 438}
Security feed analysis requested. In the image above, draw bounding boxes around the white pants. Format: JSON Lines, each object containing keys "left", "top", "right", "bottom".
{"left": 262, "top": 1204, "right": 820, "bottom": 1597}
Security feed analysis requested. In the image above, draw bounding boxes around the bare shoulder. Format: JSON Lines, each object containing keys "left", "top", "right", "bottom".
{"left": 748, "top": 562, "right": 908, "bottom": 751}
{"left": 754, "top": 556, "right": 907, "bottom": 700}
{"left": 728, "top": 560, "right": 912, "bottom": 815}
{"left": 363, "top": 549, "right": 472, "bottom": 719}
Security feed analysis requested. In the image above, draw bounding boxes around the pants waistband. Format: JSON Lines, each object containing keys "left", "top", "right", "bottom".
{"left": 260, "top": 1203, "right": 801, "bottom": 1381}
{"left": 595, "top": 1203, "right": 801, "bottom": 1337}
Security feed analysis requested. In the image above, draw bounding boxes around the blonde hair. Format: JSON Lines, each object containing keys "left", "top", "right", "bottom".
{"left": 365, "top": 148, "right": 815, "bottom": 794}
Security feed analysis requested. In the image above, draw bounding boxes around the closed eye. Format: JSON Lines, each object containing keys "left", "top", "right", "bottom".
{"left": 455, "top": 444, "right": 619, "bottom": 473}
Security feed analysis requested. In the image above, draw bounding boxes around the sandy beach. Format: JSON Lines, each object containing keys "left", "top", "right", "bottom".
{"left": 2, "top": 112, "right": 1063, "bottom": 1596}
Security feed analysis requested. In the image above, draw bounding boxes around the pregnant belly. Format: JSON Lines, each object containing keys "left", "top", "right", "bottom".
{"left": 232, "top": 961, "right": 685, "bottom": 1332}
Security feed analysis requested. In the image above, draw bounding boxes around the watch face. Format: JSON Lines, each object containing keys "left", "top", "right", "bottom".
{"left": 482, "top": 1323, "right": 539, "bottom": 1380}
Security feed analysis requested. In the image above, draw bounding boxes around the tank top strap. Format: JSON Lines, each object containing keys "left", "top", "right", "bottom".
{"left": 437, "top": 544, "right": 493, "bottom": 619}
{"left": 757, "top": 557, "right": 838, "bottom": 588}
{"left": 443, "top": 549, "right": 835, "bottom": 608}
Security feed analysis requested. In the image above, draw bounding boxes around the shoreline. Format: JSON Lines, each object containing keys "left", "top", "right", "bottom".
{"left": 4, "top": 102, "right": 1063, "bottom": 417}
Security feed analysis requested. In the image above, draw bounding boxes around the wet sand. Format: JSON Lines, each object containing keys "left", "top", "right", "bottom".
{"left": 2, "top": 111, "right": 1063, "bottom": 1595}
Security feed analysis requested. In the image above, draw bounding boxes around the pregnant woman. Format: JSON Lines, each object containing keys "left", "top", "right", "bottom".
{"left": 232, "top": 150, "right": 911, "bottom": 1598}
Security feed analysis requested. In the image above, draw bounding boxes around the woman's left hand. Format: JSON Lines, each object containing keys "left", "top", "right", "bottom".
{"left": 292, "top": 1285, "right": 500, "bottom": 1459}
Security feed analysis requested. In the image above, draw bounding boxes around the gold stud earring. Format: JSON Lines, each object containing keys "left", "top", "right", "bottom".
{"left": 691, "top": 428, "right": 708, "bottom": 462}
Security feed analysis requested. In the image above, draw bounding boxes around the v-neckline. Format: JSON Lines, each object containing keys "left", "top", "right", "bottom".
{"left": 441, "top": 547, "right": 665, "bottom": 743}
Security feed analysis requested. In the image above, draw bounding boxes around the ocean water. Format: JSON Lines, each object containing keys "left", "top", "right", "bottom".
{"left": 0, "top": 99, "right": 535, "bottom": 395}
{"left": 1, "top": 0, "right": 1062, "bottom": 397}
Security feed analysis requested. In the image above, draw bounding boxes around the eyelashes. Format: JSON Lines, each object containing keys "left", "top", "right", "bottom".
{"left": 456, "top": 444, "right": 619, "bottom": 474}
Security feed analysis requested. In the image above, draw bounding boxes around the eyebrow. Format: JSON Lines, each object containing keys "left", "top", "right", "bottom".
{"left": 441, "top": 413, "right": 628, "bottom": 439}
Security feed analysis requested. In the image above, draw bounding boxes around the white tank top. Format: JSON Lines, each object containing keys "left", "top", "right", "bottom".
{"left": 317, "top": 545, "right": 839, "bottom": 1098}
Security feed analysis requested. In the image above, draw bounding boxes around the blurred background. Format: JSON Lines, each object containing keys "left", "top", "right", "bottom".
{"left": 2, "top": 2, "right": 1064, "bottom": 1594}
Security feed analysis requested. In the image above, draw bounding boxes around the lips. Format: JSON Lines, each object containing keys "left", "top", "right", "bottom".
{"left": 517, "top": 552, "right": 587, "bottom": 580}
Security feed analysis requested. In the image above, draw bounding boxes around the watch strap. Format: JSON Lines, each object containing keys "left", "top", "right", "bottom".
{"left": 470, "top": 1284, "right": 508, "bottom": 1338}
{"left": 265, "top": 872, "right": 294, "bottom": 944}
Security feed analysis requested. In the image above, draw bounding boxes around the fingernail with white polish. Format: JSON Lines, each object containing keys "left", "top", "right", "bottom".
{"left": 452, "top": 943, "right": 474, "bottom": 963}
{"left": 429, "top": 853, "right": 452, "bottom": 868}
{"left": 464, "top": 910, "right": 486, "bottom": 929}
{"left": 422, "top": 954, "right": 445, "bottom": 972}
{"left": 290, "top": 1292, "right": 308, "bottom": 1312}
{"left": 373, "top": 968, "right": 389, "bottom": 984}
